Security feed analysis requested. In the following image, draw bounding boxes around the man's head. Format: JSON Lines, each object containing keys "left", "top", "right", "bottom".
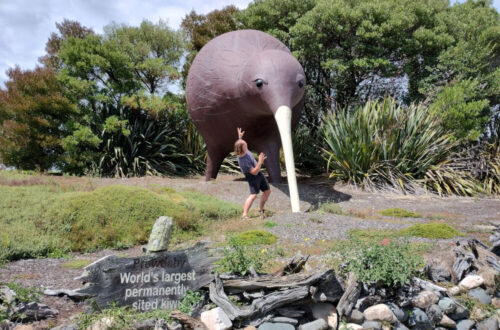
{"left": 234, "top": 139, "right": 247, "bottom": 155}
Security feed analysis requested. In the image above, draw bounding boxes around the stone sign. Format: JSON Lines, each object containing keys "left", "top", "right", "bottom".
{"left": 75, "top": 242, "right": 218, "bottom": 311}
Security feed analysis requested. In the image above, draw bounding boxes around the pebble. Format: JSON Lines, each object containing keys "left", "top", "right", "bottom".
{"left": 459, "top": 275, "right": 484, "bottom": 291}
{"left": 467, "top": 288, "right": 492, "bottom": 304}
{"left": 411, "top": 290, "right": 439, "bottom": 309}
{"left": 439, "top": 314, "right": 456, "bottom": 328}
{"left": 456, "top": 319, "right": 475, "bottom": 330}
{"left": 438, "top": 297, "right": 457, "bottom": 314}
{"left": 363, "top": 304, "right": 397, "bottom": 323}
{"left": 259, "top": 323, "right": 295, "bottom": 330}
{"left": 298, "top": 319, "right": 328, "bottom": 330}
{"left": 492, "top": 297, "right": 500, "bottom": 309}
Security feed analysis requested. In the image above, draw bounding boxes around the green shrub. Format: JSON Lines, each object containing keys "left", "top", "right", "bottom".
{"left": 399, "top": 223, "right": 464, "bottom": 239}
{"left": 321, "top": 98, "right": 455, "bottom": 192}
{"left": 233, "top": 230, "right": 277, "bottom": 246}
{"left": 217, "top": 236, "right": 272, "bottom": 276}
{"left": 263, "top": 221, "right": 277, "bottom": 228}
{"left": 318, "top": 202, "right": 344, "bottom": 214}
{"left": 379, "top": 208, "right": 421, "bottom": 218}
{"left": 178, "top": 290, "right": 202, "bottom": 315}
{"left": 336, "top": 234, "right": 424, "bottom": 286}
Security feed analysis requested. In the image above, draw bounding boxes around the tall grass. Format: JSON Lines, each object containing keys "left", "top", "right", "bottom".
{"left": 321, "top": 98, "right": 456, "bottom": 192}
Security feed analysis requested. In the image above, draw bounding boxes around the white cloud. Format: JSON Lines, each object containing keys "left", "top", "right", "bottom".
{"left": 0, "top": 0, "right": 253, "bottom": 87}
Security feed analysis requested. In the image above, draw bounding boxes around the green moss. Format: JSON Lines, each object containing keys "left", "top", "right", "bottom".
{"left": 399, "top": 222, "right": 465, "bottom": 239}
{"left": 234, "top": 230, "right": 277, "bottom": 246}
{"left": 318, "top": 202, "right": 344, "bottom": 215}
{"left": 263, "top": 221, "right": 277, "bottom": 228}
{"left": 379, "top": 208, "right": 421, "bottom": 218}
{"left": 348, "top": 228, "right": 396, "bottom": 241}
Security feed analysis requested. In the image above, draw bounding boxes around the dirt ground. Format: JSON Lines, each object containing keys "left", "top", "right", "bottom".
{"left": 1, "top": 173, "right": 499, "bottom": 328}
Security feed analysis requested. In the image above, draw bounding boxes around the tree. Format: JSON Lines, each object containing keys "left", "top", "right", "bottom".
{"left": 0, "top": 66, "right": 76, "bottom": 170}
{"left": 57, "top": 20, "right": 189, "bottom": 176}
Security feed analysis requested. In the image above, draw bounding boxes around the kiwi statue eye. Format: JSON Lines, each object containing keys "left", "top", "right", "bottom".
{"left": 255, "top": 79, "right": 264, "bottom": 88}
{"left": 298, "top": 81, "right": 304, "bottom": 88}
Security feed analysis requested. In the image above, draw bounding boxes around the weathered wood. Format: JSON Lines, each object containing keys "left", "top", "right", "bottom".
{"left": 274, "top": 254, "right": 310, "bottom": 276}
{"left": 221, "top": 269, "right": 334, "bottom": 294}
{"left": 336, "top": 272, "right": 361, "bottom": 320}
{"left": 74, "top": 242, "right": 219, "bottom": 311}
{"left": 170, "top": 310, "right": 208, "bottom": 330}
{"left": 412, "top": 277, "right": 447, "bottom": 293}
{"left": 209, "top": 272, "right": 310, "bottom": 321}
{"left": 144, "top": 216, "right": 173, "bottom": 253}
{"left": 43, "top": 288, "right": 89, "bottom": 301}
{"left": 311, "top": 270, "right": 344, "bottom": 303}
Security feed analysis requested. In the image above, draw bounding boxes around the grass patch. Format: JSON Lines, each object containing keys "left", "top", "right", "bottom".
{"left": 233, "top": 230, "right": 277, "bottom": 246}
{"left": 399, "top": 223, "right": 465, "bottom": 239}
{"left": 348, "top": 228, "right": 397, "bottom": 241}
{"left": 0, "top": 184, "right": 240, "bottom": 262}
{"left": 309, "top": 215, "right": 323, "bottom": 224}
{"left": 61, "top": 259, "right": 93, "bottom": 269}
{"left": 378, "top": 208, "right": 421, "bottom": 218}
{"left": 263, "top": 221, "right": 277, "bottom": 228}
{"left": 318, "top": 202, "right": 344, "bottom": 214}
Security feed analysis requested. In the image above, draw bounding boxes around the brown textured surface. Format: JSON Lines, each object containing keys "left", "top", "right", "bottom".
{"left": 186, "top": 30, "right": 306, "bottom": 183}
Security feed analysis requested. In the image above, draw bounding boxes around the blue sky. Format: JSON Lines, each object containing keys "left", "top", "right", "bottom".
{"left": 0, "top": 0, "right": 498, "bottom": 88}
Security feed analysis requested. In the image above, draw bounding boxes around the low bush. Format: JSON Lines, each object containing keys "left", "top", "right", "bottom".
{"left": 217, "top": 236, "right": 273, "bottom": 276}
{"left": 399, "top": 223, "right": 464, "bottom": 239}
{"left": 336, "top": 234, "right": 424, "bottom": 286}
{"left": 379, "top": 208, "right": 421, "bottom": 218}
{"left": 233, "top": 230, "right": 277, "bottom": 246}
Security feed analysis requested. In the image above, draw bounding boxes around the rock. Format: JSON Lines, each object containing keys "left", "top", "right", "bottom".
{"left": 438, "top": 297, "right": 457, "bottom": 314}
{"left": 411, "top": 290, "right": 439, "bottom": 309}
{"left": 456, "top": 319, "right": 475, "bottom": 330}
{"left": 393, "top": 321, "right": 409, "bottom": 330}
{"left": 439, "top": 314, "right": 457, "bottom": 328}
{"left": 363, "top": 304, "right": 397, "bottom": 323}
{"left": 471, "top": 306, "right": 488, "bottom": 321}
{"left": 144, "top": 216, "right": 173, "bottom": 253}
{"left": 243, "top": 327, "right": 257, "bottom": 330}
{"left": 13, "top": 302, "right": 58, "bottom": 322}
{"left": 429, "top": 266, "right": 452, "bottom": 283}
{"left": 407, "top": 308, "right": 432, "bottom": 330}
{"left": 90, "top": 317, "right": 115, "bottom": 330}
{"left": 166, "top": 320, "right": 182, "bottom": 330}
{"left": 259, "top": 323, "right": 295, "bottom": 330}
{"left": 477, "top": 316, "right": 499, "bottom": 330}
{"left": 449, "top": 304, "right": 470, "bottom": 321}
{"left": 426, "top": 304, "right": 443, "bottom": 325}
{"left": 493, "top": 298, "right": 500, "bottom": 309}
{"left": 276, "top": 307, "right": 305, "bottom": 318}
{"left": 355, "top": 295, "right": 382, "bottom": 311}
{"left": 347, "top": 309, "right": 364, "bottom": 324}
{"left": 341, "top": 324, "right": 363, "bottom": 330}
{"left": 468, "top": 288, "right": 492, "bottom": 304}
{"left": 386, "top": 302, "right": 407, "bottom": 322}
{"left": 50, "top": 324, "right": 79, "bottom": 330}
{"left": 13, "top": 326, "right": 34, "bottom": 330}
{"left": 361, "top": 321, "right": 382, "bottom": 330}
{"left": 298, "top": 319, "right": 328, "bottom": 330}
{"left": 447, "top": 286, "right": 461, "bottom": 296}
{"left": 201, "top": 307, "right": 232, "bottom": 330}
{"left": 310, "top": 302, "right": 338, "bottom": 329}
{"left": 132, "top": 319, "right": 156, "bottom": 330}
{"left": 271, "top": 317, "right": 298, "bottom": 325}
{"left": 0, "top": 286, "right": 16, "bottom": 304}
{"left": 459, "top": 275, "right": 484, "bottom": 290}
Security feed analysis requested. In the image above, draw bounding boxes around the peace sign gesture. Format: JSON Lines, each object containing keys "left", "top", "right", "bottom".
{"left": 237, "top": 127, "right": 245, "bottom": 139}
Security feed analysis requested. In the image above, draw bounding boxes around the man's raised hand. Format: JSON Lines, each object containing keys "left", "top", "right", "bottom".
{"left": 237, "top": 127, "right": 245, "bottom": 139}
{"left": 258, "top": 152, "right": 267, "bottom": 163}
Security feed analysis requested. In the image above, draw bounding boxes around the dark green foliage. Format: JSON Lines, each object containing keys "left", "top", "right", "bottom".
{"left": 178, "top": 290, "right": 202, "bottom": 315}
{"left": 217, "top": 236, "right": 273, "bottom": 275}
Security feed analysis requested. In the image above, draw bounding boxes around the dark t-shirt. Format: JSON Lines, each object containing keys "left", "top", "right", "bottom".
{"left": 238, "top": 150, "right": 257, "bottom": 175}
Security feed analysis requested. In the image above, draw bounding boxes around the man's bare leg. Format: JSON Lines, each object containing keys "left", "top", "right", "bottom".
{"left": 259, "top": 189, "right": 271, "bottom": 211}
{"left": 243, "top": 194, "right": 257, "bottom": 217}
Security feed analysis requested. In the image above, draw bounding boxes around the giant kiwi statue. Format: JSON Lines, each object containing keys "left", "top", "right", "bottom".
{"left": 186, "top": 30, "right": 306, "bottom": 212}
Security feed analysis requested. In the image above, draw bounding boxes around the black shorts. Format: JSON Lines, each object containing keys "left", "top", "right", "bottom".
{"left": 245, "top": 172, "right": 270, "bottom": 195}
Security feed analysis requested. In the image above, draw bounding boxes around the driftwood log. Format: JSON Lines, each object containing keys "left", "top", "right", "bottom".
{"left": 170, "top": 310, "right": 208, "bottom": 330}
{"left": 336, "top": 272, "right": 361, "bottom": 320}
{"left": 274, "top": 254, "right": 310, "bottom": 276}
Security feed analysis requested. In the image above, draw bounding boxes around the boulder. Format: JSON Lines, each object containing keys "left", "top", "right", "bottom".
{"left": 477, "top": 316, "right": 499, "bottom": 330}
{"left": 428, "top": 266, "right": 452, "bottom": 283}
{"left": 426, "top": 304, "right": 443, "bottom": 325}
{"left": 310, "top": 302, "right": 338, "bottom": 329}
{"left": 259, "top": 323, "right": 294, "bottom": 330}
{"left": 449, "top": 304, "right": 470, "bottom": 321}
{"left": 459, "top": 275, "right": 484, "bottom": 291}
{"left": 411, "top": 291, "right": 439, "bottom": 309}
{"left": 439, "top": 314, "right": 457, "bottom": 328}
{"left": 386, "top": 302, "right": 407, "bottom": 322}
{"left": 347, "top": 309, "right": 364, "bottom": 324}
{"left": 361, "top": 321, "right": 382, "bottom": 330}
{"left": 363, "top": 304, "right": 397, "bottom": 323}
{"left": 438, "top": 297, "right": 456, "bottom": 314}
{"left": 467, "top": 288, "right": 492, "bottom": 304}
{"left": 201, "top": 307, "right": 232, "bottom": 330}
{"left": 447, "top": 286, "right": 461, "bottom": 296}
{"left": 407, "top": 308, "right": 433, "bottom": 330}
{"left": 456, "top": 319, "right": 475, "bottom": 330}
{"left": 298, "top": 319, "right": 328, "bottom": 330}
